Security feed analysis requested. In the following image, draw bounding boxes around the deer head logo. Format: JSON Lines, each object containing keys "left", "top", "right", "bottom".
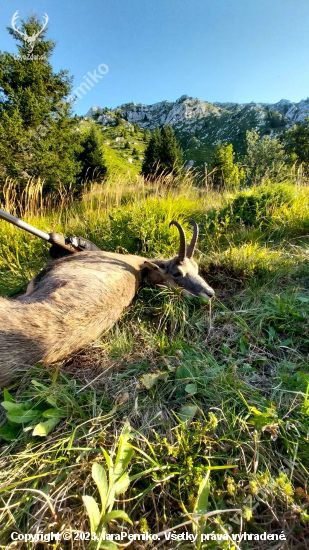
{"left": 11, "top": 11, "right": 49, "bottom": 54}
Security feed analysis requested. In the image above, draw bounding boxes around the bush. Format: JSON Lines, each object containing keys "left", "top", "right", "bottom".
{"left": 283, "top": 118, "right": 309, "bottom": 172}
{"left": 244, "top": 130, "right": 287, "bottom": 185}
{"left": 222, "top": 181, "right": 297, "bottom": 226}
{"left": 211, "top": 142, "right": 244, "bottom": 190}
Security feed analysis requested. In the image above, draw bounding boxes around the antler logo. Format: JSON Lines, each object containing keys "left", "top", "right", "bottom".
{"left": 11, "top": 11, "right": 49, "bottom": 53}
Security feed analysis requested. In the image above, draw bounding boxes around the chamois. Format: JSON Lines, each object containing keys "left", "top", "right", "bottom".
{"left": 0, "top": 220, "right": 214, "bottom": 387}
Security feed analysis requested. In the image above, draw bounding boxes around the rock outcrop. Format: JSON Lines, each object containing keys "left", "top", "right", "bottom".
{"left": 84, "top": 95, "right": 309, "bottom": 167}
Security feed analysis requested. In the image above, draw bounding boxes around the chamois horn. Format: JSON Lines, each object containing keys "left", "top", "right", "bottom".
{"left": 186, "top": 220, "right": 199, "bottom": 258}
{"left": 169, "top": 220, "right": 186, "bottom": 262}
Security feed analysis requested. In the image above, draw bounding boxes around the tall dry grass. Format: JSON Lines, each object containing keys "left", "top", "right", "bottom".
{"left": 0, "top": 177, "right": 74, "bottom": 218}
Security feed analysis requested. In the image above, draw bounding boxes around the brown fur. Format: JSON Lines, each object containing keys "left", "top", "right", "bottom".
{"left": 0, "top": 226, "right": 215, "bottom": 387}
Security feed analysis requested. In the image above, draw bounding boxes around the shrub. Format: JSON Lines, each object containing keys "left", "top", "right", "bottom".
{"left": 211, "top": 142, "right": 244, "bottom": 190}
{"left": 222, "top": 181, "right": 297, "bottom": 226}
{"left": 244, "top": 130, "right": 287, "bottom": 185}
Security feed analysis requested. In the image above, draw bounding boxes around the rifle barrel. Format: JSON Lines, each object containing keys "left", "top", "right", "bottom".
{"left": 0, "top": 208, "right": 51, "bottom": 242}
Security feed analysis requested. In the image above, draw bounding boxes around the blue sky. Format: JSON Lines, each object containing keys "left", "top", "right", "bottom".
{"left": 0, "top": 0, "right": 309, "bottom": 115}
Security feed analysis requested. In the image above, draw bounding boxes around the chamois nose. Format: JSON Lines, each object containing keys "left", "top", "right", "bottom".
{"left": 201, "top": 285, "right": 215, "bottom": 299}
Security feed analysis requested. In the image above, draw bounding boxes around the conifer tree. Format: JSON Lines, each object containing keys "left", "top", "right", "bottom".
{"left": 141, "top": 127, "right": 162, "bottom": 176}
{"left": 160, "top": 124, "right": 183, "bottom": 175}
{"left": 143, "top": 129, "right": 151, "bottom": 142}
{"left": 0, "top": 14, "right": 82, "bottom": 191}
{"left": 115, "top": 110, "right": 122, "bottom": 126}
{"left": 141, "top": 125, "right": 182, "bottom": 177}
{"left": 77, "top": 125, "right": 107, "bottom": 184}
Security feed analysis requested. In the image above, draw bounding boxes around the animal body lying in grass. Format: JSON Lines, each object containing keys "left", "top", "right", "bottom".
{"left": 0, "top": 221, "right": 214, "bottom": 387}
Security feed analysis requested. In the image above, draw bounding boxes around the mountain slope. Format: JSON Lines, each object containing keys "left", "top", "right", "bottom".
{"left": 84, "top": 96, "right": 309, "bottom": 171}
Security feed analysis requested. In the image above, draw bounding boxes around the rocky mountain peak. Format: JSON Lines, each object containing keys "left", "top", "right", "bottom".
{"left": 84, "top": 95, "right": 309, "bottom": 169}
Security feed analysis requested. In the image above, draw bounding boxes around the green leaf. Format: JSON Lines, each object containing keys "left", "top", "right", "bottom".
{"left": 31, "top": 380, "right": 49, "bottom": 390}
{"left": 32, "top": 417, "right": 62, "bottom": 436}
{"left": 1, "top": 401, "right": 30, "bottom": 412}
{"left": 252, "top": 357, "right": 267, "bottom": 364}
{"left": 279, "top": 338, "right": 293, "bottom": 347}
{"left": 82, "top": 495, "right": 101, "bottom": 532}
{"left": 297, "top": 372, "right": 309, "bottom": 384}
{"left": 177, "top": 404, "right": 198, "bottom": 425}
{"left": 297, "top": 296, "right": 309, "bottom": 303}
{"left": 175, "top": 364, "right": 195, "bottom": 381}
{"left": 92, "top": 463, "right": 108, "bottom": 512}
{"left": 114, "top": 423, "right": 134, "bottom": 479}
{"left": 113, "top": 473, "right": 130, "bottom": 496}
{"left": 101, "top": 446, "right": 113, "bottom": 485}
{"left": 42, "top": 408, "right": 64, "bottom": 419}
{"left": 194, "top": 471, "right": 210, "bottom": 514}
{"left": 99, "top": 542, "right": 118, "bottom": 550}
{"left": 0, "top": 425, "right": 20, "bottom": 441}
{"left": 102, "top": 509, "right": 132, "bottom": 525}
{"left": 291, "top": 311, "right": 307, "bottom": 322}
{"left": 6, "top": 409, "right": 42, "bottom": 424}
{"left": 185, "top": 383, "right": 197, "bottom": 394}
{"left": 249, "top": 406, "right": 277, "bottom": 430}
{"left": 239, "top": 336, "right": 249, "bottom": 353}
{"left": 3, "top": 389, "right": 14, "bottom": 403}
{"left": 46, "top": 396, "right": 58, "bottom": 407}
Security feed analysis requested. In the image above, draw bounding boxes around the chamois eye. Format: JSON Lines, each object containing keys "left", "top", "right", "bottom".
{"left": 172, "top": 271, "right": 182, "bottom": 279}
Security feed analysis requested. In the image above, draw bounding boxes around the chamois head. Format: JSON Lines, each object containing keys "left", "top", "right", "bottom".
{"left": 144, "top": 220, "right": 215, "bottom": 300}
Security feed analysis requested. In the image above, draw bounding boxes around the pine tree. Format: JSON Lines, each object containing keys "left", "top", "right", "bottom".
{"left": 115, "top": 110, "right": 122, "bottom": 126}
{"left": 141, "top": 127, "right": 162, "bottom": 176}
{"left": 141, "top": 125, "right": 182, "bottom": 177}
{"left": 160, "top": 124, "right": 183, "bottom": 175}
{"left": 0, "top": 14, "right": 82, "bottom": 192}
{"left": 77, "top": 125, "right": 107, "bottom": 184}
{"left": 143, "top": 129, "right": 151, "bottom": 142}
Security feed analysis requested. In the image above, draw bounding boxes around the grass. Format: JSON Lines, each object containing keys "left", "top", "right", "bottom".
{"left": 0, "top": 174, "right": 309, "bottom": 548}
{"left": 81, "top": 119, "right": 147, "bottom": 178}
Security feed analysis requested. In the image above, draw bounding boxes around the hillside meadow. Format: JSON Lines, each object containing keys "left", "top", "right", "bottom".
{"left": 0, "top": 173, "right": 309, "bottom": 549}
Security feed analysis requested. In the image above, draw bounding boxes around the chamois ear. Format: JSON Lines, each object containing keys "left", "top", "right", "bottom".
{"left": 143, "top": 261, "right": 165, "bottom": 273}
